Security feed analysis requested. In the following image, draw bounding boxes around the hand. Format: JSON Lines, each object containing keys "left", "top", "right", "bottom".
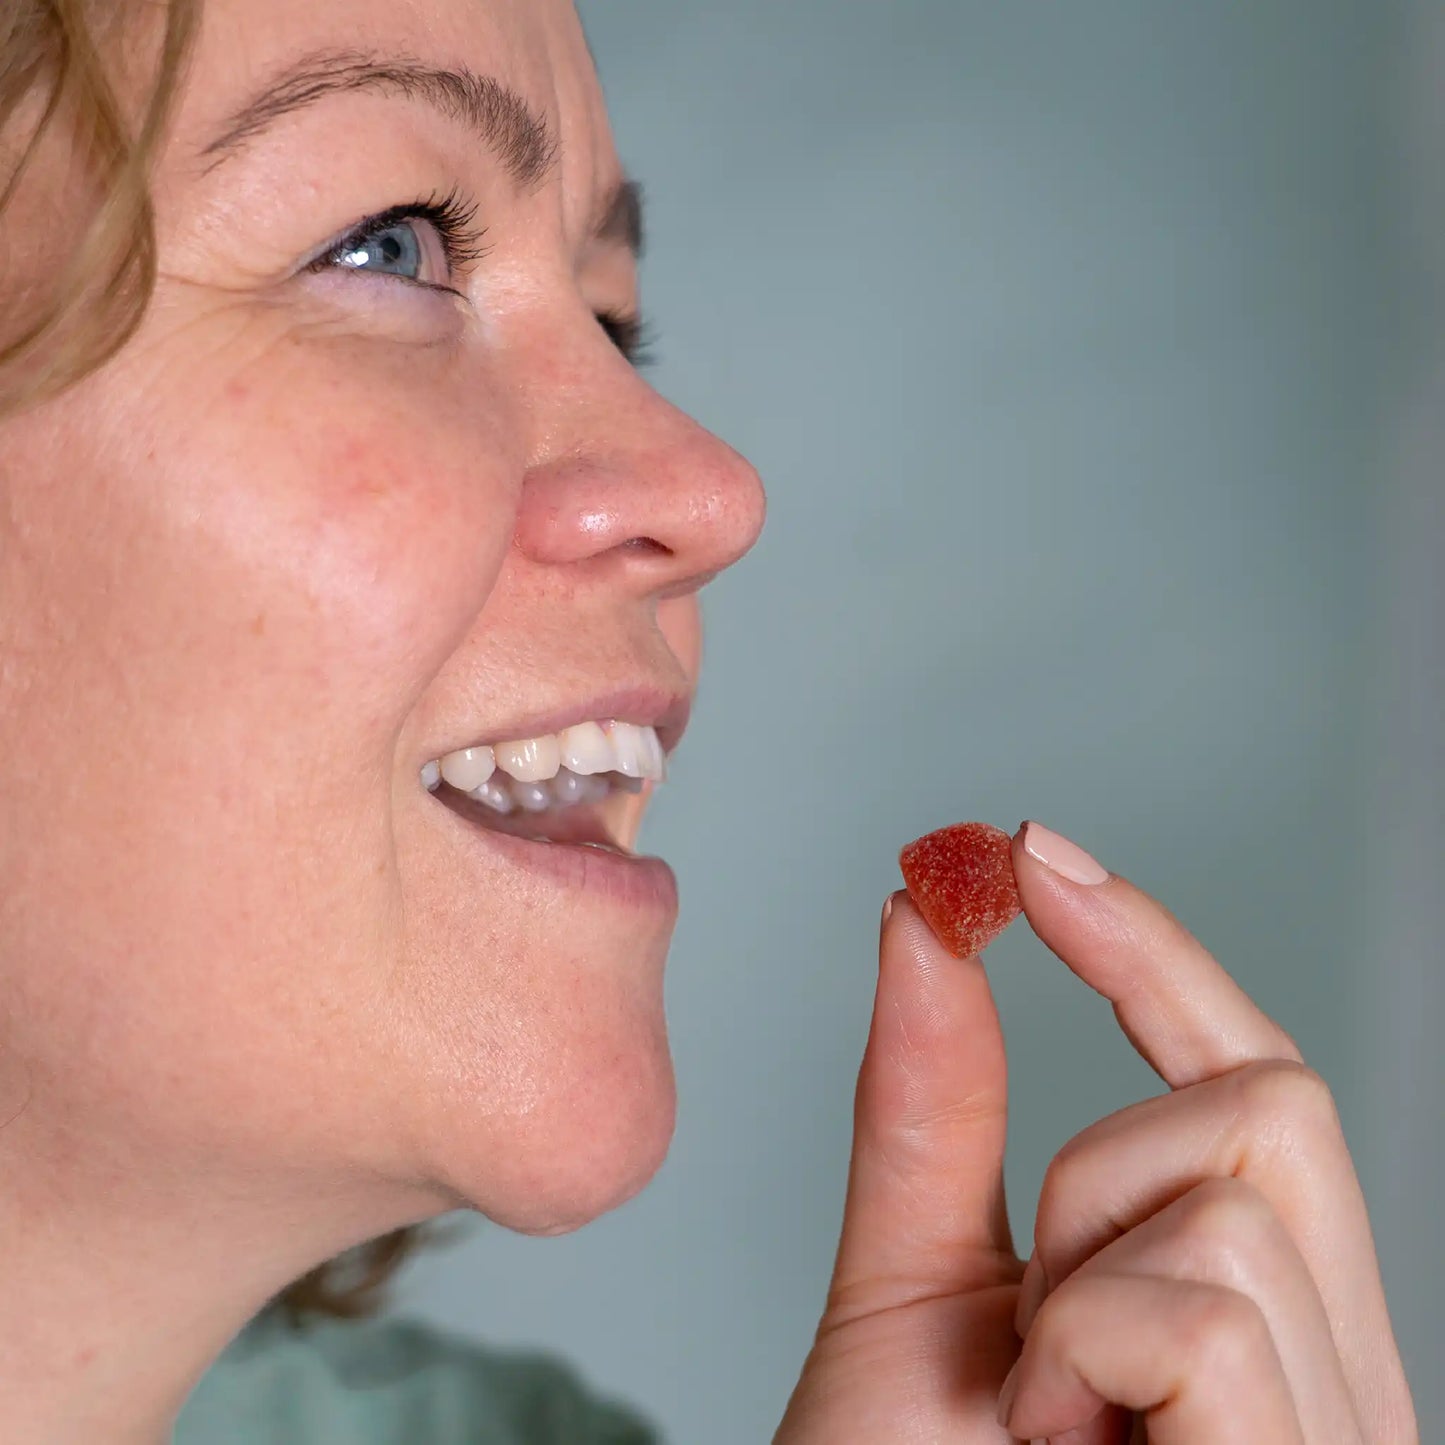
{"left": 774, "top": 822, "right": 1417, "bottom": 1443}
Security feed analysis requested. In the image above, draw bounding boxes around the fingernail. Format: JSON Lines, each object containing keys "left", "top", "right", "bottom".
{"left": 881, "top": 894, "right": 895, "bottom": 928}
{"left": 996, "top": 1358, "right": 1022, "bottom": 1428}
{"left": 1014, "top": 1253, "right": 1048, "bottom": 1337}
{"left": 1021, "top": 821, "right": 1109, "bottom": 886}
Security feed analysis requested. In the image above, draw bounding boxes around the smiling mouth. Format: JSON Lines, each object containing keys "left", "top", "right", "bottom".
{"left": 420, "top": 719, "right": 666, "bottom": 855}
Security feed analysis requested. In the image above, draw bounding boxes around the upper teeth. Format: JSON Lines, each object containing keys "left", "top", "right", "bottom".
{"left": 420, "top": 720, "right": 666, "bottom": 793}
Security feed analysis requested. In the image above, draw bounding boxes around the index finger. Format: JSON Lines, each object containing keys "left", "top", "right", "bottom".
{"left": 1008, "top": 822, "right": 1301, "bottom": 1089}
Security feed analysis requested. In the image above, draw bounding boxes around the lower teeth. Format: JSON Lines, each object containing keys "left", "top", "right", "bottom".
{"left": 469, "top": 779, "right": 515, "bottom": 814}
{"left": 512, "top": 782, "right": 552, "bottom": 813}
{"left": 435, "top": 766, "right": 631, "bottom": 815}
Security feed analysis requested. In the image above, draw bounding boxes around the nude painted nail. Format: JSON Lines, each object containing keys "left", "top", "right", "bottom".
{"left": 995, "top": 1358, "right": 1021, "bottom": 1428}
{"left": 1014, "top": 1253, "right": 1048, "bottom": 1337}
{"left": 1021, "top": 821, "right": 1109, "bottom": 886}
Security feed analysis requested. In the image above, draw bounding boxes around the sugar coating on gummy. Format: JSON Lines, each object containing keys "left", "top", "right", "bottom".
{"left": 898, "top": 822, "right": 1022, "bottom": 958}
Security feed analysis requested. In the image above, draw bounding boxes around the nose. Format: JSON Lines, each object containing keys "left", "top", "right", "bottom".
{"left": 512, "top": 346, "right": 766, "bottom": 601}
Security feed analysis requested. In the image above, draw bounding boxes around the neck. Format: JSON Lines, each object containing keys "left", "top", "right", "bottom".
{"left": 0, "top": 1060, "right": 434, "bottom": 1445}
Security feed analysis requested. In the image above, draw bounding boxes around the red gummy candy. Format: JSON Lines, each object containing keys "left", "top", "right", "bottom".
{"left": 898, "top": 822, "right": 1022, "bottom": 958}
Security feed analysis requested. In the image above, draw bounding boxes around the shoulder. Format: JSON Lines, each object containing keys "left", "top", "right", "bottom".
{"left": 175, "top": 1309, "right": 662, "bottom": 1445}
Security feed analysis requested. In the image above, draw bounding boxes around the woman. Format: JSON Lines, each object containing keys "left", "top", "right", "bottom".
{"left": 0, "top": 1, "right": 1418, "bottom": 1441}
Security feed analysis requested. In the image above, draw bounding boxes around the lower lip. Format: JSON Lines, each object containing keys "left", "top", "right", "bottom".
{"left": 429, "top": 793, "right": 679, "bottom": 912}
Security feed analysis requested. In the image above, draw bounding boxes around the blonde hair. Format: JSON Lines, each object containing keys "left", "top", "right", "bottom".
{"left": 0, "top": 0, "right": 444, "bottom": 1322}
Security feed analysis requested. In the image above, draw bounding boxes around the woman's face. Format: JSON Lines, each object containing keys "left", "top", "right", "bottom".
{"left": 0, "top": 0, "right": 763, "bottom": 1244}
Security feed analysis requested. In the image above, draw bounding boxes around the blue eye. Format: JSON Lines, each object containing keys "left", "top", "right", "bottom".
{"left": 333, "top": 220, "right": 427, "bottom": 280}
{"left": 310, "top": 188, "right": 490, "bottom": 295}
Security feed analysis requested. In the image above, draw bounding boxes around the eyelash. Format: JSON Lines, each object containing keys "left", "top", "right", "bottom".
{"left": 310, "top": 185, "right": 491, "bottom": 283}
{"left": 311, "top": 186, "right": 658, "bottom": 368}
{"left": 595, "top": 311, "right": 658, "bottom": 369}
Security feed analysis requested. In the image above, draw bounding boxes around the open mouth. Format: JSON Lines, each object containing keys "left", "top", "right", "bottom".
{"left": 420, "top": 719, "right": 665, "bottom": 856}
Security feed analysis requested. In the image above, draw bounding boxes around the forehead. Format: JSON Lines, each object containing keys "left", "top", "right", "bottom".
{"left": 165, "top": 0, "right": 616, "bottom": 195}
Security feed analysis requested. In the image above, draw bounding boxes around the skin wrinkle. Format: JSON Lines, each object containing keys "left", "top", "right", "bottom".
{"left": 0, "top": 1, "right": 764, "bottom": 1439}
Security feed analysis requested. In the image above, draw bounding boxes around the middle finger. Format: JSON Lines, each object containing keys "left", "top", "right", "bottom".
{"left": 1020, "top": 1058, "right": 1374, "bottom": 1341}
{"left": 1017, "top": 1177, "right": 1362, "bottom": 1444}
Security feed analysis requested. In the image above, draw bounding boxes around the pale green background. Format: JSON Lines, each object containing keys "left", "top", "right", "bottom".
{"left": 391, "top": 4, "right": 1440, "bottom": 1441}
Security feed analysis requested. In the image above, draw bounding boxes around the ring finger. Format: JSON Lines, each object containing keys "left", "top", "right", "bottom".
{"left": 1009, "top": 1177, "right": 1362, "bottom": 1443}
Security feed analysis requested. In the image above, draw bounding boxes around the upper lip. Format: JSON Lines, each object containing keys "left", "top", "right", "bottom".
{"left": 427, "top": 684, "right": 693, "bottom": 763}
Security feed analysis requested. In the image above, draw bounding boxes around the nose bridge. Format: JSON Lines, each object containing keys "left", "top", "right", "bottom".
{"left": 513, "top": 351, "right": 766, "bottom": 588}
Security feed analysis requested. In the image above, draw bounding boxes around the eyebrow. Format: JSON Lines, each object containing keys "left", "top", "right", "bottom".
{"left": 596, "top": 176, "right": 645, "bottom": 259}
{"left": 197, "top": 49, "right": 644, "bottom": 257}
{"left": 200, "top": 48, "right": 558, "bottom": 187}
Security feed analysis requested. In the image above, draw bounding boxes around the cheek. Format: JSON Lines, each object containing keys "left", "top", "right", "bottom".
{"left": 192, "top": 365, "right": 520, "bottom": 692}
{"left": 63, "top": 326, "right": 527, "bottom": 779}
{"left": 54, "top": 395, "right": 519, "bottom": 941}
{"left": 658, "top": 595, "right": 703, "bottom": 681}
{"left": 0, "top": 344, "right": 528, "bottom": 1156}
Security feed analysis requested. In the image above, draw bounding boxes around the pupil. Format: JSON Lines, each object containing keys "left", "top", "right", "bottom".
{"left": 332, "top": 221, "right": 423, "bottom": 279}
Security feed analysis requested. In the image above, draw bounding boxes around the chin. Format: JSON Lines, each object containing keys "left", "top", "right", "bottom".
{"left": 475, "top": 1065, "right": 677, "bottom": 1238}
{"left": 418, "top": 983, "right": 679, "bottom": 1238}
{"left": 521, "top": 1084, "right": 677, "bottom": 1238}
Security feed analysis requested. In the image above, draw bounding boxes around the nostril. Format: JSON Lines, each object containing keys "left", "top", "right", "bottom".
{"left": 625, "top": 536, "right": 673, "bottom": 558}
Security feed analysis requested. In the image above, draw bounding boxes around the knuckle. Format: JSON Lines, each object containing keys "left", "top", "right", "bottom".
{"left": 1274, "top": 1028, "right": 1306, "bottom": 1064}
{"left": 1172, "top": 1178, "right": 1283, "bottom": 1285}
{"left": 1035, "top": 1136, "right": 1089, "bottom": 1235}
{"left": 1032, "top": 1126, "right": 1118, "bottom": 1280}
{"left": 1234, "top": 1057, "right": 1341, "bottom": 1141}
{"left": 1025, "top": 1273, "right": 1086, "bottom": 1357}
{"left": 1182, "top": 1283, "right": 1274, "bottom": 1382}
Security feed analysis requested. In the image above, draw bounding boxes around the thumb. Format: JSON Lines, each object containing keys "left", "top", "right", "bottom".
{"left": 823, "top": 891, "right": 1020, "bottom": 1328}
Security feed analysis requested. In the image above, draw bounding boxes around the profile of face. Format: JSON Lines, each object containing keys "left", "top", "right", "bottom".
{"left": 0, "top": 0, "right": 765, "bottom": 1287}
